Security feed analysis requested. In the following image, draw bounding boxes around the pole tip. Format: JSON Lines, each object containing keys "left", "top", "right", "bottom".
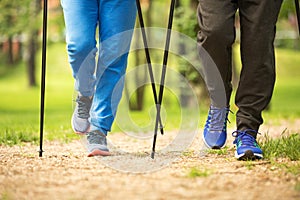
{"left": 38, "top": 149, "right": 44, "bottom": 157}
{"left": 160, "top": 127, "right": 164, "bottom": 135}
{"left": 151, "top": 151, "right": 155, "bottom": 159}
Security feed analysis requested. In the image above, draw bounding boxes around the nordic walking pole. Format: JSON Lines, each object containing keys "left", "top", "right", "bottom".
{"left": 151, "top": 0, "right": 176, "bottom": 159}
{"left": 136, "top": 0, "right": 164, "bottom": 135}
{"left": 39, "top": 0, "right": 48, "bottom": 157}
{"left": 295, "top": 0, "right": 300, "bottom": 35}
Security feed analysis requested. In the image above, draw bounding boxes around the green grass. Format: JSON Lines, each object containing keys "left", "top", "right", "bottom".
{"left": 260, "top": 132, "right": 300, "bottom": 161}
{"left": 187, "top": 167, "right": 211, "bottom": 178}
{"left": 0, "top": 42, "right": 204, "bottom": 143}
{"left": 205, "top": 146, "right": 229, "bottom": 156}
{"left": 295, "top": 182, "right": 300, "bottom": 192}
{"left": 0, "top": 42, "right": 300, "bottom": 144}
{"left": 265, "top": 48, "right": 300, "bottom": 118}
{"left": 0, "top": 42, "right": 75, "bottom": 143}
{"left": 242, "top": 160, "right": 256, "bottom": 170}
{"left": 182, "top": 150, "right": 195, "bottom": 157}
{"left": 258, "top": 129, "right": 300, "bottom": 177}
{"left": 1, "top": 192, "right": 11, "bottom": 200}
{"left": 232, "top": 46, "right": 300, "bottom": 120}
{"left": 0, "top": 129, "right": 39, "bottom": 146}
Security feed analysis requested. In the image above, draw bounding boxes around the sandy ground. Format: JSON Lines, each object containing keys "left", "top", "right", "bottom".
{"left": 0, "top": 120, "right": 300, "bottom": 200}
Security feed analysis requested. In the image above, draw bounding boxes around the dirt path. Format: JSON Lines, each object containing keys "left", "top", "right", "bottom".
{"left": 1, "top": 121, "right": 300, "bottom": 200}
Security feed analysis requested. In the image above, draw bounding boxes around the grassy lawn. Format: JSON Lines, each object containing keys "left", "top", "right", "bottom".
{"left": 232, "top": 46, "right": 300, "bottom": 120}
{"left": 0, "top": 43, "right": 75, "bottom": 143}
{"left": 269, "top": 48, "right": 300, "bottom": 118}
{"left": 0, "top": 42, "right": 300, "bottom": 145}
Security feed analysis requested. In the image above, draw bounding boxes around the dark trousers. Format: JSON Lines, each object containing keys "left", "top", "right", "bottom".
{"left": 197, "top": 0, "right": 283, "bottom": 134}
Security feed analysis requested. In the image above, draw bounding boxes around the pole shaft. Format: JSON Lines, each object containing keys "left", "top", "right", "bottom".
{"left": 295, "top": 0, "right": 300, "bottom": 35}
{"left": 39, "top": 0, "right": 48, "bottom": 157}
{"left": 136, "top": 0, "right": 164, "bottom": 134}
{"left": 151, "top": 0, "right": 176, "bottom": 158}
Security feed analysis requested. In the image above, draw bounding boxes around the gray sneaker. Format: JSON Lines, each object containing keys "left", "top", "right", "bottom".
{"left": 86, "top": 130, "right": 110, "bottom": 157}
{"left": 71, "top": 95, "right": 92, "bottom": 134}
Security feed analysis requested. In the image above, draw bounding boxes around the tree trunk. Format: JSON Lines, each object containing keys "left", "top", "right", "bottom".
{"left": 7, "top": 36, "right": 14, "bottom": 65}
{"left": 14, "top": 36, "right": 22, "bottom": 63}
{"left": 27, "top": 33, "right": 37, "bottom": 87}
{"left": 26, "top": 0, "right": 40, "bottom": 87}
{"left": 135, "top": 59, "right": 147, "bottom": 110}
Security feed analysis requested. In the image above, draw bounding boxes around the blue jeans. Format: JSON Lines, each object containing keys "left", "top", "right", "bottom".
{"left": 61, "top": 0, "right": 137, "bottom": 134}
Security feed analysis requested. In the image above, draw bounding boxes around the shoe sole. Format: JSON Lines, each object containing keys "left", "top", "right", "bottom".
{"left": 235, "top": 150, "right": 263, "bottom": 160}
{"left": 74, "top": 129, "right": 90, "bottom": 135}
{"left": 87, "top": 149, "right": 111, "bottom": 157}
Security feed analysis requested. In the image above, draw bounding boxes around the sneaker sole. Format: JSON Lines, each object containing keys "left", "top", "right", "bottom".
{"left": 87, "top": 149, "right": 111, "bottom": 157}
{"left": 235, "top": 150, "right": 263, "bottom": 160}
{"left": 74, "top": 128, "right": 90, "bottom": 135}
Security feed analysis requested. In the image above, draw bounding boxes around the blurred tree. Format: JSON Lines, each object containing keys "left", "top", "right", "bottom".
{"left": 0, "top": 0, "right": 41, "bottom": 86}
{"left": 0, "top": 0, "right": 31, "bottom": 65}
{"left": 175, "top": 0, "right": 209, "bottom": 106}
{"left": 26, "top": 0, "right": 41, "bottom": 86}
{"left": 126, "top": 0, "right": 152, "bottom": 111}
{"left": 281, "top": 0, "right": 299, "bottom": 35}
{"left": 279, "top": 0, "right": 295, "bottom": 19}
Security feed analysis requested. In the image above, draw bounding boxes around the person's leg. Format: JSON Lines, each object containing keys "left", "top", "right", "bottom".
{"left": 197, "top": 0, "right": 237, "bottom": 148}
{"left": 89, "top": 0, "right": 137, "bottom": 135}
{"left": 197, "top": 0, "right": 238, "bottom": 105}
{"left": 61, "top": 0, "right": 99, "bottom": 134}
{"left": 236, "top": 0, "right": 283, "bottom": 136}
{"left": 61, "top": 0, "right": 98, "bottom": 97}
{"left": 233, "top": 0, "right": 283, "bottom": 160}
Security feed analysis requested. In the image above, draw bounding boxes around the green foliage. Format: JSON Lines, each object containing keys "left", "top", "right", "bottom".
{"left": 0, "top": 0, "right": 37, "bottom": 37}
{"left": 174, "top": 7, "right": 198, "bottom": 39}
{"left": 174, "top": 5, "right": 206, "bottom": 95}
{"left": 279, "top": 0, "right": 295, "bottom": 19}
{"left": 260, "top": 132, "right": 300, "bottom": 161}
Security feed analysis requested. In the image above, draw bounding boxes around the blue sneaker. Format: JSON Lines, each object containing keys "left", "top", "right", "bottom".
{"left": 232, "top": 129, "right": 263, "bottom": 160}
{"left": 203, "top": 106, "right": 230, "bottom": 149}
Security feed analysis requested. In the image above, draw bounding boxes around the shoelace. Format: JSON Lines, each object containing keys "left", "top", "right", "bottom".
{"left": 232, "top": 129, "right": 260, "bottom": 147}
{"left": 76, "top": 97, "right": 91, "bottom": 119}
{"left": 207, "top": 107, "right": 231, "bottom": 132}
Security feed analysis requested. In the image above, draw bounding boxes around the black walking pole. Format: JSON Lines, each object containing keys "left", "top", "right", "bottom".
{"left": 136, "top": 0, "right": 164, "bottom": 135}
{"left": 295, "top": 0, "right": 300, "bottom": 35}
{"left": 151, "top": 0, "right": 176, "bottom": 159}
{"left": 39, "top": 0, "right": 48, "bottom": 157}
{"left": 135, "top": 0, "right": 176, "bottom": 158}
